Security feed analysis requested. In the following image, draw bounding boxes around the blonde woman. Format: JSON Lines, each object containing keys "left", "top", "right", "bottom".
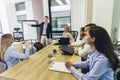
{"left": 62, "top": 25, "right": 74, "bottom": 43}
{"left": 0, "top": 34, "right": 30, "bottom": 68}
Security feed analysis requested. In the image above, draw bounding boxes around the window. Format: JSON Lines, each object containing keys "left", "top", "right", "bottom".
{"left": 17, "top": 15, "right": 26, "bottom": 21}
{"left": 49, "top": 0, "right": 71, "bottom": 38}
{"left": 15, "top": 2, "right": 25, "bottom": 11}
{"left": 17, "top": 15, "right": 26, "bottom": 29}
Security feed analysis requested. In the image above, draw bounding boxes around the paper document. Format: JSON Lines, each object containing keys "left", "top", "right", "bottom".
{"left": 49, "top": 61, "right": 71, "bottom": 73}
{"left": 0, "top": 76, "right": 14, "bottom": 80}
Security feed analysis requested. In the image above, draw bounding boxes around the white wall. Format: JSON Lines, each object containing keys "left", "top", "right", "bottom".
{"left": 43, "top": 0, "right": 49, "bottom": 17}
{"left": 71, "top": 0, "right": 87, "bottom": 31}
{"left": 92, "top": 0, "right": 114, "bottom": 36}
{"left": 6, "top": 2, "right": 18, "bottom": 33}
{"left": 16, "top": 1, "right": 34, "bottom": 20}
{"left": 32, "top": 0, "right": 44, "bottom": 22}
{"left": 26, "top": 1, "right": 34, "bottom": 20}
{"left": 0, "top": 0, "right": 10, "bottom": 34}
{"left": 32, "top": 0, "right": 44, "bottom": 41}
{"left": 0, "top": 0, "right": 34, "bottom": 34}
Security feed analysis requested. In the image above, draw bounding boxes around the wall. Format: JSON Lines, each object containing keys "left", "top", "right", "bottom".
{"left": 0, "top": 0, "right": 10, "bottom": 34}
{"left": 6, "top": 2, "right": 18, "bottom": 33}
{"left": 70, "top": 0, "right": 87, "bottom": 31}
{"left": 32, "top": 0, "right": 44, "bottom": 41}
{"left": 0, "top": 0, "right": 34, "bottom": 34}
{"left": 26, "top": 1, "right": 34, "bottom": 20}
{"left": 32, "top": 0, "right": 44, "bottom": 22}
{"left": 43, "top": 0, "right": 49, "bottom": 17}
{"left": 92, "top": 0, "right": 114, "bottom": 36}
{"left": 16, "top": 1, "right": 33, "bottom": 20}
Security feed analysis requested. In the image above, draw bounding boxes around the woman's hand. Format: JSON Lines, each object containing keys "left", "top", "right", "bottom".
{"left": 65, "top": 62, "right": 73, "bottom": 69}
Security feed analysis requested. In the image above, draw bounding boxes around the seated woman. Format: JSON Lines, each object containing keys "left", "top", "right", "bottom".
{"left": 62, "top": 25, "right": 74, "bottom": 43}
{"left": 74, "top": 23, "right": 96, "bottom": 57}
{"left": 74, "top": 23, "right": 96, "bottom": 73}
{"left": 65, "top": 26, "right": 120, "bottom": 80}
{"left": 71, "top": 27, "right": 85, "bottom": 46}
{"left": 0, "top": 34, "right": 31, "bottom": 68}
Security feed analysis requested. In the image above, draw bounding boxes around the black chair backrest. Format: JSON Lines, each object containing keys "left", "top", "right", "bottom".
{"left": 70, "top": 31, "right": 78, "bottom": 41}
{"left": 13, "top": 32, "right": 24, "bottom": 42}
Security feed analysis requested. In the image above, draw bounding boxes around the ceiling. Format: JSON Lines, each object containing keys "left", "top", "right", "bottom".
{"left": 51, "top": 0, "right": 70, "bottom": 6}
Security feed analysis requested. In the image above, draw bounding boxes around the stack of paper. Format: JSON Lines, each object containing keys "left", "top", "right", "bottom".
{"left": 49, "top": 61, "right": 71, "bottom": 73}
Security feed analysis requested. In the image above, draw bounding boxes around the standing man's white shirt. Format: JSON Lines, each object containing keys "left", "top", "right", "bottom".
{"left": 42, "top": 23, "right": 47, "bottom": 35}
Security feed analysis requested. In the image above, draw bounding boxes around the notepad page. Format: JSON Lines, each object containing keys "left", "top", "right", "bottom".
{"left": 49, "top": 61, "right": 71, "bottom": 73}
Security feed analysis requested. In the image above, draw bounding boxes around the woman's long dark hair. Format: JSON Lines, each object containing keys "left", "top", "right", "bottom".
{"left": 89, "top": 26, "right": 119, "bottom": 71}
{"left": 80, "top": 27, "right": 85, "bottom": 40}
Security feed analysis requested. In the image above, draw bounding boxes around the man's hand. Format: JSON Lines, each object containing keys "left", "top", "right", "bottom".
{"left": 65, "top": 62, "right": 73, "bottom": 69}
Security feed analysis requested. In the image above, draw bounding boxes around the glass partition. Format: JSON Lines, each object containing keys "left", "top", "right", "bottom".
{"left": 49, "top": 0, "right": 71, "bottom": 38}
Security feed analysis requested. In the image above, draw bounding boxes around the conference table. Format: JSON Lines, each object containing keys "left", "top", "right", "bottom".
{"left": 0, "top": 44, "right": 81, "bottom": 80}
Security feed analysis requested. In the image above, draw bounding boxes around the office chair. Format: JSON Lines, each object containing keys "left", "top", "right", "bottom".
{"left": 13, "top": 32, "right": 24, "bottom": 42}
{"left": 70, "top": 31, "right": 78, "bottom": 41}
{"left": 0, "top": 61, "right": 7, "bottom": 73}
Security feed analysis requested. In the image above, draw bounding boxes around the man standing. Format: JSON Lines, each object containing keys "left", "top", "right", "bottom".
{"left": 31, "top": 16, "right": 52, "bottom": 46}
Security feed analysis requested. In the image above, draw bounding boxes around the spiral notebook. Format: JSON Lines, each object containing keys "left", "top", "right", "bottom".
{"left": 49, "top": 61, "right": 71, "bottom": 73}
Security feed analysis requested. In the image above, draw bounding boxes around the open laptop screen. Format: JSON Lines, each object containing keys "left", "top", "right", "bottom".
{"left": 58, "top": 37, "right": 70, "bottom": 45}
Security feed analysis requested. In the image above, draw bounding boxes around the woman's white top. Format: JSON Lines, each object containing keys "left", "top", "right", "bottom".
{"left": 71, "top": 37, "right": 85, "bottom": 47}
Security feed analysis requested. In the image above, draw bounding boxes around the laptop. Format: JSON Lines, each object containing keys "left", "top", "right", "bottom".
{"left": 59, "top": 37, "right": 70, "bottom": 45}
{"left": 54, "top": 37, "right": 70, "bottom": 45}
{"left": 61, "top": 45, "right": 74, "bottom": 55}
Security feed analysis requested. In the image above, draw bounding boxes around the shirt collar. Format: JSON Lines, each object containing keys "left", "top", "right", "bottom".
{"left": 90, "top": 50, "right": 102, "bottom": 59}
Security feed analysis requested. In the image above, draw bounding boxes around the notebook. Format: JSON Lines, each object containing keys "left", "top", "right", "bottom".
{"left": 49, "top": 61, "right": 71, "bottom": 73}
{"left": 61, "top": 45, "right": 74, "bottom": 55}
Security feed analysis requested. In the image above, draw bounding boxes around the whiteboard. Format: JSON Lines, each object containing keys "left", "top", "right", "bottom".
{"left": 22, "top": 20, "right": 37, "bottom": 40}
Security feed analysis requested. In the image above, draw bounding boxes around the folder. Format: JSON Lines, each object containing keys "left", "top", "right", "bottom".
{"left": 49, "top": 61, "right": 71, "bottom": 73}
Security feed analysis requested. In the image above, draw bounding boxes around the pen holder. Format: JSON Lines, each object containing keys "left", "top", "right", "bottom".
{"left": 53, "top": 49, "right": 57, "bottom": 54}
